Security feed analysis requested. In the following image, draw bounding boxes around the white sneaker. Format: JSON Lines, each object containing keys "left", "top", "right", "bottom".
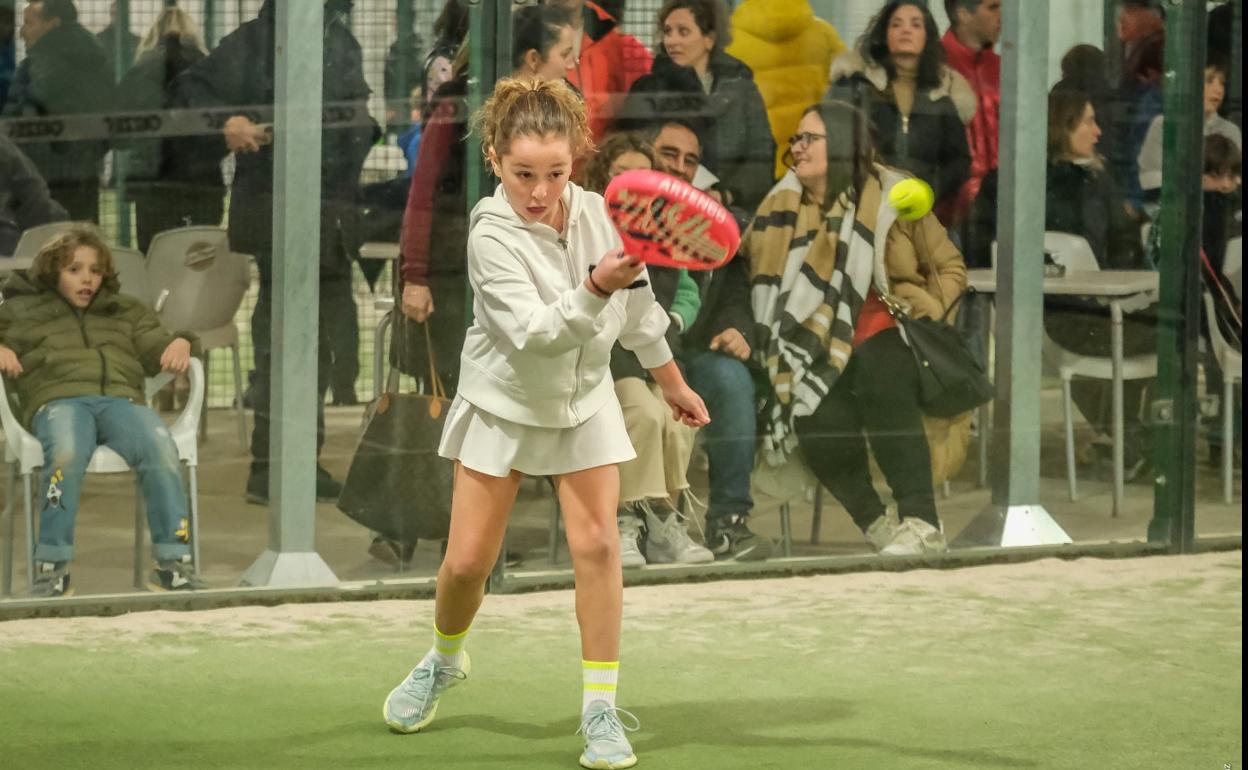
{"left": 880, "top": 518, "right": 948, "bottom": 556}
{"left": 617, "top": 512, "right": 647, "bottom": 568}
{"left": 641, "top": 500, "right": 714, "bottom": 564}
{"left": 864, "top": 514, "right": 901, "bottom": 552}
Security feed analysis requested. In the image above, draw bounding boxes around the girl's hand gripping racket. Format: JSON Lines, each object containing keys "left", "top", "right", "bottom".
{"left": 604, "top": 170, "right": 741, "bottom": 270}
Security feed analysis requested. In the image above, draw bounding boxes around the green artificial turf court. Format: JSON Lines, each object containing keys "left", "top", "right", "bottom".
{"left": 0, "top": 552, "right": 1241, "bottom": 770}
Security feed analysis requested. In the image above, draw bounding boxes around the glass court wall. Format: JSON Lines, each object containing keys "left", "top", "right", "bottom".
{"left": 0, "top": 0, "right": 1238, "bottom": 608}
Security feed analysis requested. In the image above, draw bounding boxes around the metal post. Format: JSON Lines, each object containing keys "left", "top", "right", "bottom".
{"left": 395, "top": 0, "right": 415, "bottom": 129}
{"left": 1231, "top": 0, "right": 1242, "bottom": 124}
{"left": 241, "top": 1, "right": 337, "bottom": 588}
{"left": 1148, "top": 0, "right": 1205, "bottom": 551}
{"left": 468, "top": 0, "right": 508, "bottom": 591}
{"left": 954, "top": 0, "right": 1071, "bottom": 549}
{"left": 113, "top": 0, "right": 132, "bottom": 247}
{"left": 204, "top": 0, "right": 217, "bottom": 49}
{"left": 1103, "top": 1, "right": 1122, "bottom": 92}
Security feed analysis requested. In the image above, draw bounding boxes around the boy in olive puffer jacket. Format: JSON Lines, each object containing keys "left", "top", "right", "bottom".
{"left": 0, "top": 227, "right": 201, "bottom": 598}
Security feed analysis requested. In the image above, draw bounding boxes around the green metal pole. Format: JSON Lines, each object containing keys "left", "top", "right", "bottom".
{"left": 1103, "top": 1, "right": 1122, "bottom": 91}
{"left": 1148, "top": 0, "right": 1206, "bottom": 551}
{"left": 1232, "top": 0, "right": 1242, "bottom": 123}
{"left": 396, "top": 0, "right": 415, "bottom": 130}
{"left": 241, "top": 0, "right": 337, "bottom": 587}
{"left": 204, "top": 0, "right": 217, "bottom": 49}
{"left": 113, "top": 0, "right": 131, "bottom": 247}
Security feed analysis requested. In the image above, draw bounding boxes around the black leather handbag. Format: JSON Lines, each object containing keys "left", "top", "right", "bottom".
{"left": 887, "top": 290, "right": 994, "bottom": 418}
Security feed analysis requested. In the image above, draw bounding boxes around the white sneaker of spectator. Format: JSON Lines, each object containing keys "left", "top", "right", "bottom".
{"left": 880, "top": 518, "right": 948, "bottom": 556}
{"left": 865, "top": 513, "right": 902, "bottom": 552}
{"left": 641, "top": 499, "right": 714, "bottom": 564}
{"left": 617, "top": 511, "right": 647, "bottom": 568}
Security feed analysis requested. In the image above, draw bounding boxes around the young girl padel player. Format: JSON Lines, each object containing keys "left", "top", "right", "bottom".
{"left": 382, "top": 77, "right": 709, "bottom": 770}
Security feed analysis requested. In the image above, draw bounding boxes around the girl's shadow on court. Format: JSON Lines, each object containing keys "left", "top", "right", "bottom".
{"left": 434, "top": 695, "right": 1039, "bottom": 768}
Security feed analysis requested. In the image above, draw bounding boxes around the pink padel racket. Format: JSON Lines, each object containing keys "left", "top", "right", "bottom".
{"left": 604, "top": 169, "right": 740, "bottom": 271}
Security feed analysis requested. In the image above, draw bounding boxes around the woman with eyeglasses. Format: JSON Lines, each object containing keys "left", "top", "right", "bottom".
{"left": 749, "top": 100, "right": 969, "bottom": 556}
{"left": 827, "top": 0, "right": 974, "bottom": 225}
{"left": 619, "top": 0, "right": 775, "bottom": 212}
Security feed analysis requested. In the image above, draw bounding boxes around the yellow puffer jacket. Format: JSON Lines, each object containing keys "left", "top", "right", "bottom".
{"left": 727, "top": 0, "right": 847, "bottom": 178}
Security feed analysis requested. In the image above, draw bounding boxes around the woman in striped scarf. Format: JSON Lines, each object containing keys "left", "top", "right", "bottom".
{"left": 748, "top": 100, "right": 968, "bottom": 556}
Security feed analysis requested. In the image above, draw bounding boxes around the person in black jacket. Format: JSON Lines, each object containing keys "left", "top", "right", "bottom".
{"left": 1043, "top": 88, "right": 1155, "bottom": 476}
{"left": 116, "top": 8, "right": 222, "bottom": 252}
{"left": 827, "top": 0, "right": 974, "bottom": 225}
{"left": 619, "top": 0, "right": 775, "bottom": 213}
{"left": 0, "top": 132, "right": 67, "bottom": 255}
{"left": 634, "top": 117, "right": 770, "bottom": 561}
{"left": 176, "top": 0, "right": 379, "bottom": 504}
{"left": 3, "top": 0, "right": 113, "bottom": 222}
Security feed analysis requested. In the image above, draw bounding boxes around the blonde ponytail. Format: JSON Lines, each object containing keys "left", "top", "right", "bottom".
{"left": 473, "top": 77, "right": 593, "bottom": 165}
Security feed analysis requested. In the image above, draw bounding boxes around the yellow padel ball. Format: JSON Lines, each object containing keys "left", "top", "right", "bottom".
{"left": 889, "top": 178, "right": 935, "bottom": 221}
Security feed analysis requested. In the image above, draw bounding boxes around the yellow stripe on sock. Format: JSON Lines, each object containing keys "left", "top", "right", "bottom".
{"left": 582, "top": 660, "right": 620, "bottom": 670}
{"left": 583, "top": 683, "right": 618, "bottom": 691}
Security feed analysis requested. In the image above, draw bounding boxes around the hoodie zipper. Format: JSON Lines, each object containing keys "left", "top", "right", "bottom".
{"left": 557, "top": 232, "right": 585, "bottom": 424}
{"left": 898, "top": 114, "right": 910, "bottom": 163}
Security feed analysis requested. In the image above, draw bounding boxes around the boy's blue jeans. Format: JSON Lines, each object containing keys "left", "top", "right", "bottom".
{"left": 31, "top": 397, "right": 191, "bottom": 564}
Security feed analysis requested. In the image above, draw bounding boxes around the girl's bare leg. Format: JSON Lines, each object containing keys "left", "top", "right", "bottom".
{"left": 555, "top": 464, "right": 623, "bottom": 661}
{"left": 434, "top": 463, "right": 522, "bottom": 634}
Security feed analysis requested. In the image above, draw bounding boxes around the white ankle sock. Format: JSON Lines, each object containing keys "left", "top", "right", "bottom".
{"left": 582, "top": 660, "right": 619, "bottom": 714}
{"left": 422, "top": 624, "right": 468, "bottom": 669}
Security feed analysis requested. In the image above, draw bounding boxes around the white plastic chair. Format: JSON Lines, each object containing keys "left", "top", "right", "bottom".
{"left": 146, "top": 227, "right": 250, "bottom": 448}
{"left": 12, "top": 221, "right": 87, "bottom": 261}
{"left": 1042, "top": 233, "right": 1158, "bottom": 503}
{"left": 110, "top": 247, "right": 152, "bottom": 305}
{"left": 0, "top": 221, "right": 92, "bottom": 273}
{"left": 1, "top": 359, "right": 205, "bottom": 596}
{"left": 1223, "top": 236, "right": 1242, "bottom": 302}
{"left": 1203, "top": 292, "right": 1242, "bottom": 504}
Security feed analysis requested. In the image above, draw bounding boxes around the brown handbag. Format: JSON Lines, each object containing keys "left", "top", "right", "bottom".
{"left": 337, "top": 323, "right": 453, "bottom": 543}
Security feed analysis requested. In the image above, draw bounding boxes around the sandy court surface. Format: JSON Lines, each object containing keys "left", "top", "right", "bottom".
{"left": 2, "top": 551, "right": 1239, "bottom": 648}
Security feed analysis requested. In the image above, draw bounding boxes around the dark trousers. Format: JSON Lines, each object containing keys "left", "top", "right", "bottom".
{"left": 132, "top": 184, "right": 225, "bottom": 253}
{"left": 249, "top": 246, "right": 358, "bottom": 470}
{"left": 49, "top": 180, "right": 99, "bottom": 223}
{"left": 794, "top": 329, "right": 938, "bottom": 532}
{"left": 1045, "top": 305, "right": 1157, "bottom": 457}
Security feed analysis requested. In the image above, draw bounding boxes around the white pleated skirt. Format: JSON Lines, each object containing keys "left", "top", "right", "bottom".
{"left": 438, "top": 394, "right": 636, "bottom": 478}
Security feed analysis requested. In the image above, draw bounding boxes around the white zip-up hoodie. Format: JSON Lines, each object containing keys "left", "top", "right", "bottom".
{"left": 457, "top": 182, "right": 672, "bottom": 428}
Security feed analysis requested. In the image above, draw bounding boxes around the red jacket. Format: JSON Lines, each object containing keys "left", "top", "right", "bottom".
{"left": 567, "top": 2, "right": 653, "bottom": 141}
{"left": 942, "top": 30, "right": 999, "bottom": 221}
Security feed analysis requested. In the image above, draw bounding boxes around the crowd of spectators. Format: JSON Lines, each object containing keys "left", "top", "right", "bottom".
{"left": 0, "top": 0, "right": 1241, "bottom": 594}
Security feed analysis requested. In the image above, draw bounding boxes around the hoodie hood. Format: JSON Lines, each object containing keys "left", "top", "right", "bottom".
{"left": 470, "top": 180, "right": 585, "bottom": 240}
{"left": 732, "top": 0, "right": 813, "bottom": 44}
{"left": 830, "top": 50, "right": 978, "bottom": 125}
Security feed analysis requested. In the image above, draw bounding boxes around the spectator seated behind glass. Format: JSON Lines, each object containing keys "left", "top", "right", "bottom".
{"left": 624, "top": 117, "right": 772, "bottom": 562}
{"left": 581, "top": 132, "right": 713, "bottom": 568}
{"left": 749, "top": 100, "right": 968, "bottom": 557}
{"left": 827, "top": 0, "right": 974, "bottom": 226}
{"left": 0, "top": 228, "right": 203, "bottom": 598}
{"left": 1044, "top": 89, "right": 1156, "bottom": 479}
{"left": 0, "top": 133, "right": 68, "bottom": 256}
{"left": 1137, "top": 54, "right": 1242, "bottom": 207}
